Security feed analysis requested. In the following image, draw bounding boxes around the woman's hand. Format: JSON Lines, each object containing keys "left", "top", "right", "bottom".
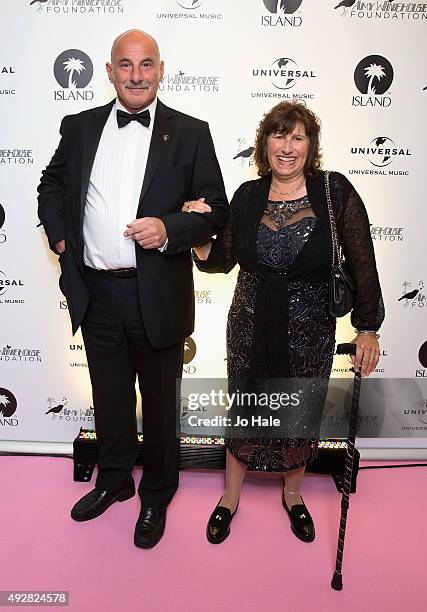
{"left": 181, "top": 197, "right": 212, "bottom": 213}
{"left": 181, "top": 197, "right": 212, "bottom": 260}
{"left": 351, "top": 333, "right": 380, "bottom": 377}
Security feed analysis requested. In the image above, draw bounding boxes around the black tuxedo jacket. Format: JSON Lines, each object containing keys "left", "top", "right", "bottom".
{"left": 37, "top": 99, "right": 229, "bottom": 347}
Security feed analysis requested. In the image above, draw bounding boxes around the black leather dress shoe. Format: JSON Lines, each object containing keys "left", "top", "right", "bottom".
{"left": 282, "top": 492, "right": 315, "bottom": 543}
{"left": 134, "top": 507, "right": 167, "bottom": 549}
{"left": 71, "top": 478, "right": 135, "bottom": 522}
{"left": 206, "top": 500, "right": 239, "bottom": 544}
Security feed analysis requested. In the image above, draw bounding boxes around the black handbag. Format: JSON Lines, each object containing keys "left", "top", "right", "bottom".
{"left": 325, "top": 171, "right": 356, "bottom": 317}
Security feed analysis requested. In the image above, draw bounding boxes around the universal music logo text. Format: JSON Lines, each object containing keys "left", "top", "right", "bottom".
{"left": 251, "top": 57, "right": 316, "bottom": 100}
{"left": 157, "top": 0, "right": 221, "bottom": 20}
{"left": 0, "top": 65, "right": 16, "bottom": 96}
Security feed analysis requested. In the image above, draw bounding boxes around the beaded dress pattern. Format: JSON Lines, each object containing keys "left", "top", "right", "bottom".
{"left": 226, "top": 202, "right": 334, "bottom": 471}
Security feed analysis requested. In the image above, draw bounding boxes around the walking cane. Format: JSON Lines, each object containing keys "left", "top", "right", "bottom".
{"left": 331, "top": 342, "right": 361, "bottom": 591}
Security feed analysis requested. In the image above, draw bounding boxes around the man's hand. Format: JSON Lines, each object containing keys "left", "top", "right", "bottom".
{"left": 124, "top": 217, "right": 167, "bottom": 249}
{"left": 55, "top": 240, "right": 65, "bottom": 254}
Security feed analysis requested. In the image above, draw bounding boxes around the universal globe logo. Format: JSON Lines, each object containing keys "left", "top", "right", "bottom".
{"left": 252, "top": 57, "right": 316, "bottom": 97}
{"left": 261, "top": 0, "right": 303, "bottom": 27}
{"left": 53, "top": 49, "right": 94, "bottom": 101}
{"left": 349, "top": 135, "right": 412, "bottom": 177}
{"left": 0, "top": 270, "right": 25, "bottom": 304}
{"left": 365, "top": 136, "right": 411, "bottom": 168}
{"left": 352, "top": 55, "right": 393, "bottom": 107}
{"left": 367, "top": 137, "right": 398, "bottom": 167}
{"left": 176, "top": 0, "right": 204, "bottom": 8}
{"left": 271, "top": 58, "right": 299, "bottom": 89}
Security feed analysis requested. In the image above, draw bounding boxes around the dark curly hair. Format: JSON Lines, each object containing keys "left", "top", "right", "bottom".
{"left": 254, "top": 101, "right": 322, "bottom": 177}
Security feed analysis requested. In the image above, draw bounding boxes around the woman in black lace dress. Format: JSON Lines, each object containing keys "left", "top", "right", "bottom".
{"left": 183, "top": 102, "right": 384, "bottom": 544}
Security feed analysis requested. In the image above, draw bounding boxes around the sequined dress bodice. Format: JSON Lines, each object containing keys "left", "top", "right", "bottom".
{"left": 257, "top": 216, "right": 317, "bottom": 271}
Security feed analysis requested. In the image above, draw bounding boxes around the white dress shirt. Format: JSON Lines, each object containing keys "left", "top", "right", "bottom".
{"left": 83, "top": 97, "right": 157, "bottom": 270}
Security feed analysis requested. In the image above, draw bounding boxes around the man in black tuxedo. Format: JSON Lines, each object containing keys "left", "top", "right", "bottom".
{"left": 37, "top": 29, "right": 228, "bottom": 548}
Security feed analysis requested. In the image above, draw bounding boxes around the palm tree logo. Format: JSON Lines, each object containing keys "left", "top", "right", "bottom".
{"left": 263, "top": 0, "right": 302, "bottom": 13}
{"left": 0, "top": 388, "right": 17, "bottom": 417}
{"left": 364, "top": 63, "right": 386, "bottom": 95}
{"left": 63, "top": 57, "right": 86, "bottom": 89}
{"left": 354, "top": 55, "right": 393, "bottom": 96}
{"left": 0, "top": 394, "right": 10, "bottom": 411}
{"left": 184, "top": 337, "right": 196, "bottom": 364}
{"left": 0, "top": 203, "right": 5, "bottom": 230}
{"left": 54, "top": 49, "right": 93, "bottom": 90}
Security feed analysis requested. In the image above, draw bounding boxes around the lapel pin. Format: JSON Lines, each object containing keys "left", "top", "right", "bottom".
{"left": 162, "top": 134, "right": 170, "bottom": 142}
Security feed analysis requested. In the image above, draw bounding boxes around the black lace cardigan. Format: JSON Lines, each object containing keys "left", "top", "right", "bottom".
{"left": 195, "top": 170, "right": 384, "bottom": 378}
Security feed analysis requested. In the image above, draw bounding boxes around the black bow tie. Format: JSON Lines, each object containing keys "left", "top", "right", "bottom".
{"left": 116, "top": 109, "right": 150, "bottom": 129}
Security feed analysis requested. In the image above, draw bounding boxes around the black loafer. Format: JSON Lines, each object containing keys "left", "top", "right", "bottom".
{"left": 206, "top": 500, "right": 239, "bottom": 544}
{"left": 71, "top": 477, "right": 135, "bottom": 522}
{"left": 134, "top": 507, "right": 167, "bottom": 549}
{"left": 282, "top": 492, "right": 315, "bottom": 543}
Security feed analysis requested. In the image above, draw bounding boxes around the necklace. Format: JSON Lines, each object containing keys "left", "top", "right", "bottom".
{"left": 269, "top": 177, "right": 305, "bottom": 198}
{"left": 264, "top": 195, "right": 312, "bottom": 229}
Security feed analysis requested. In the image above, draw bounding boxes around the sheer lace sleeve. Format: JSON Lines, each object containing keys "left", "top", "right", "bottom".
{"left": 331, "top": 172, "right": 385, "bottom": 331}
{"left": 193, "top": 182, "right": 248, "bottom": 274}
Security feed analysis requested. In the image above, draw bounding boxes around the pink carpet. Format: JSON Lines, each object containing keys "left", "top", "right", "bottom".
{"left": 1, "top": 456, "right": 426, "bottom": 611}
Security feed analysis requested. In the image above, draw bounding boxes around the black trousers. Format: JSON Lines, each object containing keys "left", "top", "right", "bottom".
{"left": 81, "top": 267, "right": 184, "bottom": 508}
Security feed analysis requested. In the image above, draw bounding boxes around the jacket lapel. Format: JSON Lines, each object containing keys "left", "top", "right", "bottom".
{"left": 137, "top": 100, "right": 176, "bottom": 212}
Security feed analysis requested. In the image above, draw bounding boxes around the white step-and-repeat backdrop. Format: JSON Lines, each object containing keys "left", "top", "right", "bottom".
{"left": 0, "top": 1, "right": 426, "bottom": 455}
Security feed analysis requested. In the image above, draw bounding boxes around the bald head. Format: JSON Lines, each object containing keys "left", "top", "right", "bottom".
{"left": 110, "top": 30, "right": 160, "bottom": 64}
{"left": 106, "top": 29, "right": 164, "bottom": 113}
